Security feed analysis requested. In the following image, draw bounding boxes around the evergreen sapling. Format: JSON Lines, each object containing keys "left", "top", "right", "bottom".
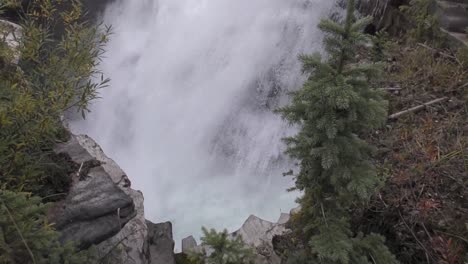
{"left": 278, "top": 0, "right": 398, "bottom": 263}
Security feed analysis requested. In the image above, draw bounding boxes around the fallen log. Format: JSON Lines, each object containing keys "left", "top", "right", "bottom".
{"left": 388, "top": 97, "right": 449, "bottom": 120}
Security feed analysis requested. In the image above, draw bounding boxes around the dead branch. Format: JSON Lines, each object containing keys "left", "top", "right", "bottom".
{"left": 417, "top": 43, "right": 457, "bottom": 61}
{"left": 389, "top": 97, "right": 449, "bottom": 120}
{"left": 379, "top": 87, "right": 402, "bottom": 91}
{"left": 398, "top": 210, "right": 432, "bottom": 263}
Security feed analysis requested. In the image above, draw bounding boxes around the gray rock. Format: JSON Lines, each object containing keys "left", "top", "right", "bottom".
{"left": 146, "top": 221, "right": 176, "bottom": 264}
{"left": 189, "top": 214, "right": 289, "bottom": 264}
{"left": 96, "top": 189, "right": 147, "bottom": 264}
{"left": 277, "top": 213, "right": 290, "bottom": 225}
{"left": 234, "top": 215, "right": 288, "bottom": 264}
{"left": 181, "top": 236, "right": 198, "bottom": 254}
{"left": 437, "top": 0, "right": 468, "bottom": 33}
{"left": 53, "top": 134, "right": 149, "bottom": 264}
{"left": 235, "top": 215, "right": 287, "bottom": 248}
{"left": 52, "top": 136, "right": 135, "bottom": 250}
{"left": 186, "top": 214, "right": 291, "bottom": 264}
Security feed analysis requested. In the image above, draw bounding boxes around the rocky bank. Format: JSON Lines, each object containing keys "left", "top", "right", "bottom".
{"left": 50, "top": 133, "right": 291, "bottom": 264}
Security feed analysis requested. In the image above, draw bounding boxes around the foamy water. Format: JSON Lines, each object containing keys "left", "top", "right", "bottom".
{"left": 72, "top": 0, "right": 335, "bottom": 244}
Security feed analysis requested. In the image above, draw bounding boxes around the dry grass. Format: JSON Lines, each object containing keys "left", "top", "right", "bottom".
{"left": 356, "top": 42, "right": 468, "bottom": 264}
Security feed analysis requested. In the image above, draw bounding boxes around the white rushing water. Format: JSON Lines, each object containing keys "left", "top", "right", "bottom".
{"left": 72, "top": 0, "right": 335, "bottom": 243}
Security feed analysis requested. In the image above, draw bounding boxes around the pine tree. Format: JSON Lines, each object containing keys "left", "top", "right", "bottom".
{"left": 0, "top": 190, "right": 96, "bottom": 263}
{"left": 189, "top": 227, "right": 254, "bottom": 264}
{"left": 278, "top": 0, "right": 398, "bottom": 263}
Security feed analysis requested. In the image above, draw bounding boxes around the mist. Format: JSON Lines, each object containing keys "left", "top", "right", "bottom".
{"left": 71, "top": 0, "right": 335, "bottom": 243}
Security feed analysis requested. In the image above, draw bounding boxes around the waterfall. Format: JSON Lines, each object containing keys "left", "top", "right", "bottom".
{"left": 71, "top": 0, "right": 335, "bottom": 243}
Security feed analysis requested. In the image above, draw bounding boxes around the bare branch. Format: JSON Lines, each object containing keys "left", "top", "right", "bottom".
{"left": 389, "top": 97, "right": 449, "bottom": 120}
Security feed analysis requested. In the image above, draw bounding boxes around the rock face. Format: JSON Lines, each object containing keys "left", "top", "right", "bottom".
{"left": 52, "top": 135, "right": 136, "bottom": 249}
{"left": 48, "top": 167, "right": 135, "bottom": 249}
{"left": 145, "top": 221, "right": 176, "bottom": 264}
{"left": 52, "top": 133, "right": 178, "bottom": 264}
{"left": 52, "top": 134, "right": 149, "bottom": 264}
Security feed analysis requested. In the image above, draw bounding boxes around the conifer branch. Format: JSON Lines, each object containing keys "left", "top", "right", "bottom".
{"left": 0, "top": 196, "right": 37, "bottom": 264}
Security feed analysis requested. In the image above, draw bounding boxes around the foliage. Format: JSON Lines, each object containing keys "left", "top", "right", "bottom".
{"left": 0, "top": 0, "right": 110, "bottom": 195}
{"left": 371, "top": 31, "right": 393, "bottom": 62}
{"left": 189, "top": 227, "right": 254, "bottom": 264}
{"left": 0, "top": 190, "right": 97, "bottom": 264}
{"left": 0, "top": 0, "right": 109, "bottom": 263}
{"left": 175, "top": 253, "right": 197, "bottom": 264}
{"left": 277, "top": 0, "right": 398, "bottom": 263}
{"left": 400, "top": 0, "right": 446, "bottom": 45}
{"left": 359, "top": 39, "right": 468, "bottom": 263}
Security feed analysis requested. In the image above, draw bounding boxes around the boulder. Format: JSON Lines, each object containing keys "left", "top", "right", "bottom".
{"left": 145, "top": 221, "right": 176, "bottom": 264}
{"left": 233, "top": 215, "right": 288, "bottom": 264}
{"left": 235, "top": 215, "right": 288, "bottom": 248}
{"left": 181, "top": 236, "right": 198, "bottom": 254}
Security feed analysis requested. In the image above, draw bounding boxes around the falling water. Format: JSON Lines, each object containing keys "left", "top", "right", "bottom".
{"left": 72, "top": 0, "right": 335, "bottom": 243}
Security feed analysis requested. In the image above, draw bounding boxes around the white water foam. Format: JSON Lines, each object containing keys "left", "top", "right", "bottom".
{"left": 72, "top": 0, "right": 335, "bottom": 244}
